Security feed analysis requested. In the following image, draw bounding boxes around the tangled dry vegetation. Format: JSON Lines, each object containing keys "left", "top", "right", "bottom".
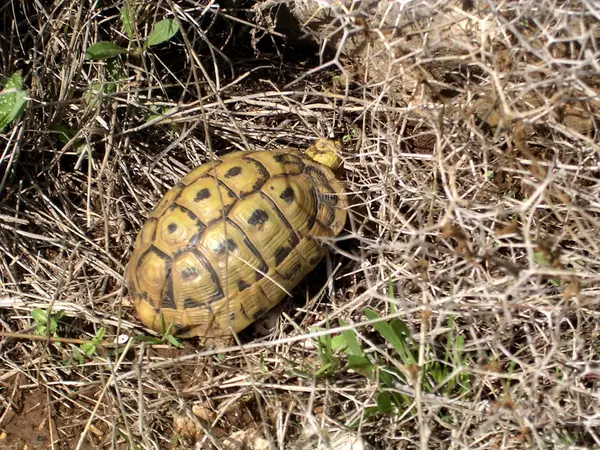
{"left": 1, "top": 0, "right": 599, "bottom": 448}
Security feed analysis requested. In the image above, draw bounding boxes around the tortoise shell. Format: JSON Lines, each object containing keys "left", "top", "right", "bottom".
{"left": 125, "top": 143, "right": 347, "bottom": 338}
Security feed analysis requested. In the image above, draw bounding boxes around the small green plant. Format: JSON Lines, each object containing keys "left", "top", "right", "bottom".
{"left": 85, "top": 15, "right": 179, "bottom": 61}
{"left": 313, "top": 320, "right": 342, "bottom": 377}
{"left": 82, "top": 6, "right": 179, "bottom": 110}
{"left": 65, "top": 327, "right": 106, "bottom": 365}
{"left": 307, "top": 280, "right": 473, "bottom": 420}
{"left": 32, "top": 307, "right": 65, "bottom": 339}
{"left": 133, "top": 314, "right": 184, "bottom": 349}
{"left": 0, "top": 71, "right": 27, "bottom": 131}
{"left": 71, "top": 327, "right": 106, "bottom": 364}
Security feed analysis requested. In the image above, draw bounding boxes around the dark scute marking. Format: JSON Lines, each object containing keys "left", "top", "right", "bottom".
{"left": 184, "top": 298, "right": 204, "bottom": 309}
{"left": 136, "top": 245, "right": 172, "bottom": 277}
{"left": 187, "top": 232, "right": 202, "bottom": 249}
{"left": 229, "top": 313, "right": 236, "bottom": 321}
{"left": 220, "top": 181, "right": 238, "bottom": 198}
{"left": 160, "top": 268, "right": 177, "bottom": 310}
{"left": 194, "top": 188, "right": 211, "bottom": 201}
{"left": 142, "top": 291, "right": 149, "bottom": 300}
{"left": 283, "top": 262, "right": 302, "bottom": 281}
{"left": 225, "top": 219, "right": 269, "bottom": 280}
{"left": 274, "top": 153, "right": 305, "bottom": 172}
{"left": 319, "top": 186, "right": 338, "bottom": 205}
{"left": 259, "top": 193, "right": 300, "bottom": 246}
{"left": 255, "top": 270, "right": 264, "bottom": 281}
{"left": 248, "top": 209, "right": 268, "bottom": 226}
{"left": 305, "top": 165, "right": 329, "bottom": 184}
{"left": 238, "top": 279, "right": 250, "bottom": 291}
{"left": 167, "top": 223, "right": 178, "bottom": 233}
{"left": 127, "top": 282, "right": 135, "bottom": 294}
{"left": 244, "top": 156, "right": 270, "bottom": 178}
{"left": 181, "top": 266, "right": 199, "bottom": 281}
{"left": 160, "top": 293, "right": 177, "bottom": 309}
{"left": 307, "top": 188, "right": 319, "bottom": 230}
{"left": 149, "top": 217, "right": 159, "bottom": 241}
{"left": 252, "top": 178, "right": 267, "bottom": 192}
{"left": 240, "top": 303, "right": 249, "bottom": 319}
{"left": 308, "top": 255, "right": 322, "bottom": 266}
{"left": 252, "top": 308, "right": 267, "bottom": 320}
{"left": 274, "top": 246, "right": 291, "bottom": 266}
{"left": 190, "top": 248, "right": 224, "bottom": 302}
{"left": 214, "top": 239, "right": 237, "bottom": 254}
{"left": 225, "top": 166, "right": 242, "bottom": 178}
{"left": 171, "top": 204, "right": 205, "bottom": 228}
{"left": 273, "top": 153, "right": 298, "bottom": 165}
{"left": 280, "top": 187, "right": 294, "bottom": 203}
{"left": 323, "top": 206, "right": 336, "bottom": 226}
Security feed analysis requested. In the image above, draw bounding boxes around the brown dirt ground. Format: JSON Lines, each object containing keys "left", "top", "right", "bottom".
{"left": 0, "top": 388, "right": 61, "bottom": 450}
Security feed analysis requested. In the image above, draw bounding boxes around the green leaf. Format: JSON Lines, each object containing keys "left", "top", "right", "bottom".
{"left": 339, "top": 320, "right": 364, "bottom": 357}
{"left": 105, "top": 58, "right": 126, "bottom": 91}
{"left": 85, "top": 41, "right": 127, "bottom": 61}
{"left": 329, "top": 334, "right": 347, "bottom": 352}
{"left": 533, "top": 250, "right": 550, "bottom": 266}
{"left": 160, "top": 314, "right": 167, "bottom": 335}
{"left": 32, "top": 308, "right": 47, "bottom": 323}
{"left": 83, "top": 80, "right": 104, "bottom": 109}
{"left": 166, "top": 334, "right": 184, "bottom": 349}
{"left": 347, "top": 355, "right": 372, "bottom": 370}
{"left": 365, "top": 309, "right": 415, "bottom": 364}
{"left": 314, "top": 360, "right": 337, "bottom": 377}
{"left": 0, "top": 72, "right": 27, "bottom": 131}
{"left": 93, "top": 327, "right": 106, "bottom": 344}
{"left": 81, "top": 342, "right": 96, "bottom": 356}
{"left": 4, "top": 71, "right": 22, "bottom": 90}
{"left": 454, "top": 334, "right": 465, "bottom": 355}
{"left": 387, "top": 276, "right": 398, "bottom": 313}
{"left": 259, "top": 352, "right": 267, "bottom": 373}
{"left": 72, "top": 346, "right": 84, "bottom": 364}
{"left": 132, "top": 335, "right": 162, "bottom": 345}
{"left": 54, "top": 125, "right": 77, "bottom": 144}
{"left": 48, "top": 318, "right": 58, "bottom": 334}
{"left": 362, "top": 406, "right": 382, "bottom": 420}
{"left": 375, "top": 392, "right": 393, "bottom": 413}
{"left": 146, "top": 19, "right": 179, "bottom": 47}
{"left": 120, "top": 5, "right": 136, "bottom": 39}
{"left": 390, "top": 318, "right": 412, "bottom": 343}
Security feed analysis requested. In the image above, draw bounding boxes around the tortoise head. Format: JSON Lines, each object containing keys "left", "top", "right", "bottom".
{"left": 305, "top": 138, "right": 343, "bottom": 170}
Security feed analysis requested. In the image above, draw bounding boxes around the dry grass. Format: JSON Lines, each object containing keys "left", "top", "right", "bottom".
{"left": 1, "top": 0, "right": 599, "bottom": 448}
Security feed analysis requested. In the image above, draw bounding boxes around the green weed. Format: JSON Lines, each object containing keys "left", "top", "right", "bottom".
{"left": 0, "top": 71, "right": 27, "bottom": 131}
{"left": 132, "top": 314, "right": 184, "bottom": 349}
{"left": 309, "top": 286, "right": 473, "bottom": 419}
{"left": 32, "top": 307, "right": 65, "bottom": 339}
{"left": 83, "top": 9, "right": 179, "bottom": 110}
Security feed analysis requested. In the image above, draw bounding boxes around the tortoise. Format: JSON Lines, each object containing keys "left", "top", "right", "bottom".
{"left": 125, "top": 139, "right": 347, "bottom": 338}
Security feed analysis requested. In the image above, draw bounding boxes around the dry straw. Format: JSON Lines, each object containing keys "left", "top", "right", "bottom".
{"left": 0, "top": 0, "right": 599, "bottom": 448}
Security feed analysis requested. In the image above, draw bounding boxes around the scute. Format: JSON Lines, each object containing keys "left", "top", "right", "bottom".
{"left": 126, "top": 142, "right": 347, "bottom": 338}
{"left": 134, "top": 246, "right": 171, "bottom": 308}
{"left": 152, "top": 204, "right": 205, "bottom": 255}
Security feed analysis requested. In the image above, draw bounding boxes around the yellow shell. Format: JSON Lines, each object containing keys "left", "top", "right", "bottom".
{"left": 125, "top": 141, "right": 347, "bottom": 338}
